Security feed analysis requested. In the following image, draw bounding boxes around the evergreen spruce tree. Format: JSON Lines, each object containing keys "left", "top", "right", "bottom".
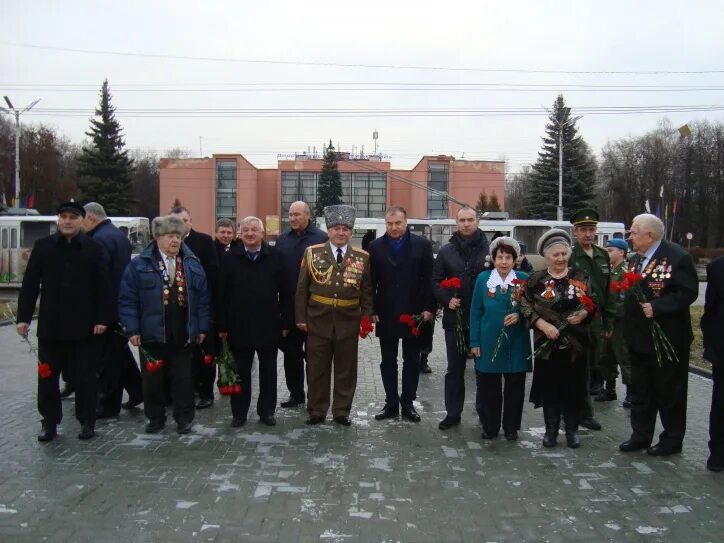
{"left": 488, "top": 192, "right": 501, "bottom": 212}
{"left": 77, "top": 79, "right": 134, "bottom": 215}
{"left": 314, "top": 140, "right": 343, "bottom": 216}
{"left": 474, "top": 191, "right": 488, "bottom": 213}
{"left": 525, "top": 95, "right": 597, "bottom": 219}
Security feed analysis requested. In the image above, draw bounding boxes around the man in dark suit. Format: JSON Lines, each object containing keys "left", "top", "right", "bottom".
{"left": 275, "top": 201, "right": 328, "bottom": 408}
{"left": 171, "top": 206, "right": 219, "bottom": 409}
{"left": 216, "top": 216, "right": 291, "bottom": 427}
{"left": 17, "top": 202, "right": 112, "bottom": 442}
{"left": 702, "top": 256, "right": 724, "bottom": 471}
{"left": 213, "top": 218, "right": 238, "bottom": 264}
{"left": 619, "top": 213, "right": 698, "bottom": 457}
{"left": 83, "top": 202, "right": 143, "bottom": 417}
{"left": 369, "top": 206, "right": 435, "bottom": 422}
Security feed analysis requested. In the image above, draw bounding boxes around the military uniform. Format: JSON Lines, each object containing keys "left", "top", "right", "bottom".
{"left": 295, "top": 208, "right": 373, "bottom": 421}
{"left": 600, "top": 258, "right": 631, "bottom": 387}
{"left": 568, "top": 209, "right": 616, "bottom": 427}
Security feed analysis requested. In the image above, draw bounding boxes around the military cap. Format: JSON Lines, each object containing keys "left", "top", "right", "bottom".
{"left": 606, "top": 238, "right": 629, "bottom": 252}
{"left": 56, "top": 201, "right": 86, "bottom": 218}
{"left": 570, "top": 208, "right": 599, "bottom": 226}
{"left": 489, "top": 236, "right": 521, "bottom": 258}
{"left": 324, "top": 204, "right": 356, "bottom": 229}
{"left": 537, "top": 228, "right": 572, "bottom": 256}
{"left": 152, "top": 215, "right": 185, "bottom": 237}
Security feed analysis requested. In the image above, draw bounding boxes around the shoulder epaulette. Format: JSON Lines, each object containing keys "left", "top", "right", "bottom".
{"left": 308, "top": 243, "right": 326, "bottom": 250}
{"left": 350, "top": 247, "right": 369, "bottom": 256}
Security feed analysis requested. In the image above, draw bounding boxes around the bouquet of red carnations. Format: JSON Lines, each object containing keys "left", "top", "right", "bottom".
{"left": 359, "top": 316, "right": 375, "bottom": 339}
{"left": 489, "top": 278, "right": 527, "bottom": 363}
{"left": 439, "top": 277, "right": 467, "bottom": 354}
{"left": 216, "top": 337, "right": 241, "bottom": 395}
{"left": 611, "top": 271, "right": 678, "bottom": 365}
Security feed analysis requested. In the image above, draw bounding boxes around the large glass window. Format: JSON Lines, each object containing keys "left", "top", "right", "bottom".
{"left": 216, "top": 160, "right": 237, "bottom": 220}
{"left": 428, "top": 162, "right": 449, "bottom": 219}
{"left": 280, "top": 170, "right": 387, "bottom": 230}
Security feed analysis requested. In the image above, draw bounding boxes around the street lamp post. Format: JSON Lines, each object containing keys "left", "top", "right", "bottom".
{"left": 0, "top": 96, "right": 41, "bottom": 208}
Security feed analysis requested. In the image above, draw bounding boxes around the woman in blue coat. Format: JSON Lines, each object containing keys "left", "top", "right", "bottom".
{"left": 469, "top": 237, "right": 531, "bottom": 441}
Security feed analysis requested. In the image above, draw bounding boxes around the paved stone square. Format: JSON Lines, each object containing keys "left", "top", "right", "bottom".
{"left": 0, "top": 323, "right": 722, "bottom": 542}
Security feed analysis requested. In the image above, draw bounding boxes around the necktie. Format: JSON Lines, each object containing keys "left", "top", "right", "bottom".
{"left": 634, "top": 254, "right": 643, "bottom": 272}
{"left": 336, "top": 248, "right": 343, "bottom": 264}
{"left": 248, "top": 250, "right": 259, "bottom": 261}
{"left": 167, "top": 256, "right": 176, "bottom": 284}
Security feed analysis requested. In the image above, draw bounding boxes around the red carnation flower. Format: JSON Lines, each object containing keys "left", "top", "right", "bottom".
{"left": 399, "top": 314, "right": 413, "bottom": 324}
{"left": 37, "top": 362, "right": 52, "bottom": 379}
{"left": 610, "top": 280, "right": 620, "bottom": 293}
{"left": 145, "top": 361, "right": 158, "bottom": 373}
{"left": 449, "top": 277, "right": 462, "bottom": 289}
{"left": 233, "top": 384, "right": 242, "bottom": 394}
{"left": 411, "top": 327, "right": 421, "bottom": 337}
{"left": 203, "top": 354, "right": 214, "bottom": 365}
{"left": 580, "top": 295, "right": 596, "bottom": 314}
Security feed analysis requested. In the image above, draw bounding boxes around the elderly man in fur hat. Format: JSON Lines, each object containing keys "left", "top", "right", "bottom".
{"left": 295, "top": 205, "right": 373, "bottom": 426}
{"left": 119, "top": 215, "right": 210, "bottom": 435}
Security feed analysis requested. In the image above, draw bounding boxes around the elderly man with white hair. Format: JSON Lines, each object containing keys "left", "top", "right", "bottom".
{"left": 618, "top": 213, "right": 698, "bottom": 457}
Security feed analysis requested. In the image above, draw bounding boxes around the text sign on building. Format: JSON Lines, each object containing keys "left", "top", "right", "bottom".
{"left": 266, "top": 215, "right": 280, "bottom": 236}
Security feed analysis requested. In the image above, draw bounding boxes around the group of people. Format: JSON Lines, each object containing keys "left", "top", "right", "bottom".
{"left": 15, "top": 199, "right": 723, "bottom": 472}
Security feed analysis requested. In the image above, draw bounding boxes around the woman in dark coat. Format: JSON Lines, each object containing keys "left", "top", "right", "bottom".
{"left": 520, "top": 229, "right": 595, "bottom": 448}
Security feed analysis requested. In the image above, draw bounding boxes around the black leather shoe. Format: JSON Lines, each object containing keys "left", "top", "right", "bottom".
{"left": 177, "top": 422, "right": 193, "bottom": 435}
{"left": 333, "top": 415, "right": 352, "bottom": 426}
{"left": 566, "top": 432, "right": 581, "bottom": 448}
{"left": 707, "top": 457, "right": 724, "bottom": 472}
{"left": 505, "top": 431, "right": 518, "bottom": 441}
{"left": 60, "top": 383, "right": 75, "bottom": 398}
{"left": 647, "top": 443, "right": 682, "bottom": 457}
{"left": 420, "top": 360, "right": 432, "bottom": 374}
{"left": 580, "top": 417, "right": 602, "bottom": 431}
{"left": 121, "top": 398, "right": 143, "bottom": 410}
{"left": 260, "top": 415, "right": 276, "bottom": 427}
{"left": 37, "top": 421, "right": 57, "bottom": 442}
{"left": 78, "top": 424, "right": 96, "bottom": 440}
{"left": 306, "top": 415, "right": 325, "bottom": 425}
{"left": 375, "top": 404, "right": 399, "bottom": 421}
{"left": 438, "top": 416, "right": 461, "bottom": 430}
{"left": 230, "top": 417, "right": 246, "bottom": 428}
{"left": 281, "top": 397, "right": 305, "bottom": 408}
{"left": 196, "top": 398, "right": 214, "bottom": 410}
{"left": 401, "top": 404, "right": 421, "bottom": 422}
{"left": 594, "top": 390, "right": 617, "bottom": 402}
{"left": 542, "top": 432, "right": 557, "bottom": 448}
{"left": 619, "top": 439, "right": 649, "bottom": 452}
{"left": 481, "top": 430, "right": 497, "bottom": 439}
{"left": 145, "top": 420, "right": 165, "bottom": 434}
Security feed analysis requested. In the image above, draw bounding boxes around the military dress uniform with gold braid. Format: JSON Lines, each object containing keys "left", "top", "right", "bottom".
{"left": 295, "top": 242, "right": 373, "bottom": 420}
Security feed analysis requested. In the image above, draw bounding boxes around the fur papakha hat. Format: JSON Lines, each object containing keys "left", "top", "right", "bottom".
{"left": 152, "top": 215, "right": 185, "bottom": 237}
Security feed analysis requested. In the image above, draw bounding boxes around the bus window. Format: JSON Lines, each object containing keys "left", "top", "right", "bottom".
{"left": 1, "top": 229, "right": 7, "bottom": 249}
{"left": 21, "top": 222, "right": 54, "bottom": 248}
{"left": 10, "top": 228, "right": 18, "bottom": 248}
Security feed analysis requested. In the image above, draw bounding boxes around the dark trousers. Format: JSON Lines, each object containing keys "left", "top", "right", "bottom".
{"left": 629, "top": 349, "right": 689, "bottom": 449}
{"left": 229, "top": 345, "right": 278, "bottom": 420}
{"left": 710, "top": 365, "right": 724, "bottom": 465}
{"left": 143, "top": 343, "right": 194, "bottom": 425}
{"left": 38, "top": 338, "right": 98, "bottom": 425}
{"left": 97, "top": 327, "right": 143, "bottom": 414}
{"left": 476, "top": 371, "right": 526, "bottom": 436}
{"left": 379, "top": 336, "right": 421, "bottom": 406}
{"left": 306, "top": 333, "right": 358, "bottom": 418}
{"left": 192, "top": 326, "right": 216, "bottom": 400}
{"left": 444, "top": 329, "right": 481, "bottom": 420}
{"left": 280, "top": 328, "right": 306, "bottom": 401}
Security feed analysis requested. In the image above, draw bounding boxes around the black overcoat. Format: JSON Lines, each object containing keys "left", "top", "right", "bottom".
{"left": 369, "top": 231, "right": 436, "bottom": 338}
{"left": 216, "top": 242, "right": 292, "bottom": 348}
{"left": 702, "top": 256, "right": 724, "bottom": 367}
{"left": 17, "top": 232, "right": 112, "bottom": 340}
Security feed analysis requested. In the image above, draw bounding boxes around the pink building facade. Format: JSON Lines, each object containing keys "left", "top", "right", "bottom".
{"left": 159, "top": 154, "right": 505, "bottom": 237}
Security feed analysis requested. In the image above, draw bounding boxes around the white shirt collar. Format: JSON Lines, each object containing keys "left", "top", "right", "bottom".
{"left": 486, "top": 268, "right": 517, "bottom": 292}
{"left": 330, "top": 242, "right": 348, "bottom": 256}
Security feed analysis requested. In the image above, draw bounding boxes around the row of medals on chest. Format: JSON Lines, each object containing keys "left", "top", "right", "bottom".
{"left": 312, "top": 251, "right": 363, "bottom": 286}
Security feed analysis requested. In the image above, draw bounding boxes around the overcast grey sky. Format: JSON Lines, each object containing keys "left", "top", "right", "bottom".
{"left": 2, "top": 0, "right": 723, "bottom": 172}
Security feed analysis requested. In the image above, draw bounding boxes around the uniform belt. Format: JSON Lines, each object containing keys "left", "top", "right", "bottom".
{"left": 310, "top": 294, "right": 360, "bottom": 307}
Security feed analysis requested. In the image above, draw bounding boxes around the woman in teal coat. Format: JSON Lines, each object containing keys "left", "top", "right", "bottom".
{"left": 470, "top": 237, "right": 532, "bottom": 441}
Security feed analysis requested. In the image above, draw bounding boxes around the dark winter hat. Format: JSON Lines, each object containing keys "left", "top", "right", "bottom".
{"left": 606, "top": 238, "right": 629, "bottom": 252}
{"left": 324, "top": 205, "right": 356, "bottom": 229}
{"left": 537, "top": 228, "right": 572, "bottom": 256}
{"left": 570, "top": 208, "right": 599, "bottom": 226}
{"left": 56, "top": 201, "right": 86, "bottom": 218}
{"left": 152, "top": 215, "right": 185, "bottom": 237}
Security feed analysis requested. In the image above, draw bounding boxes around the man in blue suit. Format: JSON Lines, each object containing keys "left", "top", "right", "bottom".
{"left": 369, "top": 206, "right": 435, "bottom": 422}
